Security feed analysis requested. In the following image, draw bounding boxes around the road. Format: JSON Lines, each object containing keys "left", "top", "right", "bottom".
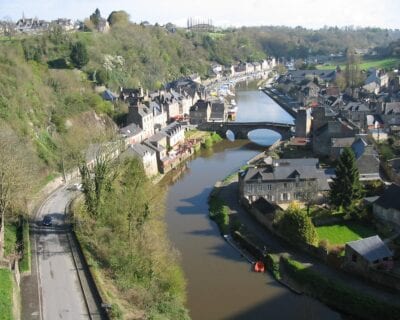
{"left": 22, "top": 186, "right": 104, "bottom": 320}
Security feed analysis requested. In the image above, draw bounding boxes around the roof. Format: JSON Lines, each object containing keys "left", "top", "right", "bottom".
{"left": 385, "top": 102, "right": 400, "bottom": 115}
{"left": 343, "top": 102, "right": 370, "bottom": 112}
{"left": 190, "top": 99, "right": 210, "bottom": 112}
{"left": 331, "top": 137, "right": 355, "bottom": 148}
{"left": 242, "top": 158, "right": 330, "bottom": 190}
{"left": 374, "top": 184, "right": 400, "bottom": 211}
{"left": 125, "top": 143, "right": 155, "bottom": 158}
{"left": 119, "top": 123, "right": 142, "bottom": 137}
{"left": 347, "top": 235, "right": 392, "bottom": 262}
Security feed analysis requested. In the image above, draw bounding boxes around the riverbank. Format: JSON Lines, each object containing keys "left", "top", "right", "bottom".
{"left": 209, "top": 171, "right": 400, "bottom": 320}
{"left": 262, "top": 87, "right": 298, "bottom": 118}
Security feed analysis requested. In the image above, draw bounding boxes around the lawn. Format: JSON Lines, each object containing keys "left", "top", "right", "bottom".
{"left": 316, "top": 221, "right": 376, "bottom": 245}
{"left": 317, "top": 57, "right": 400, "bottom": 71}
{"left": 0, "top": 268, "right": 13, "bottom": 320}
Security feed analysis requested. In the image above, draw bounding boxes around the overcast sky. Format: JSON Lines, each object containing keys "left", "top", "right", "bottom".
{"left": 1, "top": 0, "right": 400, "bottom": 29}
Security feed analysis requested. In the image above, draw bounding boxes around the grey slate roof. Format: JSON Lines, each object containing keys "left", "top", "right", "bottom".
{"left": 243, "top": 158, "right": 330, "bottom": 190}
{"left": 374, "top": 184, "right": 400, "bottom": 211}
{"left": 119, "top": 123, "right": 142, "bottom": 137}
{"left": 125, "top": 144, "right": 155, "bottom": 158}
{"left": 347, "top": 235, "right": 392, "bottom": 262}
{"left": 385, "top": 102, "right": 400, "bottom": 115}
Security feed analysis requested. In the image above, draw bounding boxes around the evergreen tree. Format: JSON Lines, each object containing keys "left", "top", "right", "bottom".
{"left": 70, "top": 42, "right": 89, "bottom": 69}
{"left": 90, "top": 8, "right": 101, "bottom": 28}
{"left": 329, "top": 147, "right": 363, "bottom": 208}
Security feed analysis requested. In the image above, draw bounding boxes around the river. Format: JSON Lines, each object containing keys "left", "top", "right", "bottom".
{"left": 164, "top": 83, "right": 341, "bottom": 320}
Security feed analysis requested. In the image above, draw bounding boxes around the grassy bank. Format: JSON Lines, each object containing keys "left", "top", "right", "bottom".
{"left": 208, "top": 193, "right": 230, "bottom": 235}
{"left": 19, "top": 221, "right": 31, "bottom": 273}
{"left": 74, "top": 158, "right": 189, "bottom": 319}
{"left": 0, "top": 268, "right": 13, "bottom": 320}
{"left": 202, "top": 132, "right": 223, "bottom": 149}
{"left": 282, "top": 257, "right": 400, "bottom": 320}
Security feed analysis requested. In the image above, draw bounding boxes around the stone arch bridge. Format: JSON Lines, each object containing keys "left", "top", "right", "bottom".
{"left": 198, "top": 121, "right": 294, "bottom": 140}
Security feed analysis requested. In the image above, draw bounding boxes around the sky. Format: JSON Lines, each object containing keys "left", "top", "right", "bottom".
{"left": 1, "top": 0, "right": 400, "bottom": 29}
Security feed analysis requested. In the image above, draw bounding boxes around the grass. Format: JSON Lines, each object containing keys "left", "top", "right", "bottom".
{"left": 19, "top": 221, "right": 31, "bottom": 273}
{"left": 0, "top": 268, "right": 13, "bottom": 320}
{"left": 316, "top": 221, "right": 376, "bottom": 245}
{"left": 317, "top": 57, "right": 400, "bottom": 71}
{"left": 4, "top": 222, "right": 17, "bottom": 257}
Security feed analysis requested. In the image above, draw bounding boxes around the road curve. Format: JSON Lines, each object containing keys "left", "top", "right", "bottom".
{"left": 31, "top": 186, "right": 101, "bottom": 320}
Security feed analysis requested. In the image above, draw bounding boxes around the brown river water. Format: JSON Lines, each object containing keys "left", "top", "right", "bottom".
{"left": 163, "top": 83, "right": 341, "bottom": 320}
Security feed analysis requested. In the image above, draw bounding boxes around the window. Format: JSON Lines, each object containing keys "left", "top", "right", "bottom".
{"left": 281, "top": 193, "right": 289, "bottom": 201}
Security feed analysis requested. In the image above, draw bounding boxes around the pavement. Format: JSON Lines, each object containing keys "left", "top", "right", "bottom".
{"left": 21, "top": 186, "right": 105, "bottom": 320}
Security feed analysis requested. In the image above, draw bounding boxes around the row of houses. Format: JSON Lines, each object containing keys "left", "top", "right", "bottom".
{"left": 211, "top": 58, "right": 277, "bottom": 79}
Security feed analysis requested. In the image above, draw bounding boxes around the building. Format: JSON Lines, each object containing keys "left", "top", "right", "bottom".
{"left": 330, "top": 135, "right": 380, "bottom": 181}
{"left": 189, "top": 99, "right": 211, "bottom": 124}
{"left": 123, "top": 144, "right": 158, "bottom": 177}
{"left": 162, "top": 122, "right": 185, "bottom": 148}
{"left": 344, "top": 235, "right": 393, "bottom": 272}
{"left": 373, "top": 184, "right": 400, "bottom": 227}
{"left": 295, "top": 108, "right": 311, "bottom": 138}
{"left": 209, "top": 101, "right": 227, "bottom": 122}
{"left": 127, "top": 102, "right": 154, "bottom": 139}
{"left": 119, "top": 123, "right": 144, "bottom": 146}
{"left": 239, "top": 158, "right": 330, "bottom": 207}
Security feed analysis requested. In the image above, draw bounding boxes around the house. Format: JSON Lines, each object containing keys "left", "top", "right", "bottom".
{"left": 363, "top": 69, "right": 389, "bottom": 93}
{"left": 239, "top": 158, "right": 330, "bottom": 207}
{"left": 149, "top": 101, "right": 167, "bottom": 130}
{"left": 312, "top": 117, "right": 358, "bottom": 156}
{"left": 127, "top": 102, "right": 154, "bottom": 139}
{"left": 373, "top": 184, "right": 400, "bottom": 227}
{"left": 209, "top": 101, "right": 227, "bottom": 122}
{"left": 189, "top": 99, "right": 211, "bottom": 124}
{"left": 96, "top": 18, "right": 110, "bottom": 33}
{"left": 119, "top": 123, "right": 144, "bottom": 146}
{"left": 123, "top": 144, "right": 158, "bottom": 177}
{"left": 340, "top": 102, "right": 370, "bottom": 129}
{"left": 162, "top": 122, "right": 185, "bottom": 147}
{"left": 51, "top": 18, "right": 76, "bottom": 31}
{"left": 344, "top": 236, "right": 393, "bottom": 272}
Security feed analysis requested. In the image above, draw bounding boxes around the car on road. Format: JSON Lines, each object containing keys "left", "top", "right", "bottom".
{"left": 42, "top": 215, "right": 52, "bottom": 226}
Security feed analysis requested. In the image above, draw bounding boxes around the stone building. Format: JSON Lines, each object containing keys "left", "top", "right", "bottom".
{"left": 239, "top": 158, "right": 329, "bottom": 207}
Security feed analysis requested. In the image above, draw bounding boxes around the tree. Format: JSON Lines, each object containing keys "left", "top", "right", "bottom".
{"left": 0, "top": 126, "right": 36, "bottom": 258}
{"left": 344, "top": 49, "right": 364, "bottom": 94}
{"left": 79, "top": 148, "right": 118, "bottom": 217}
{"left": 70, "top": 42, "right": 89, "bottom": 69}
{"left": 329, "top": 147, "right": 364, "bottom": 208}
{"left": 107, "top": 10, "right": 130, "bottom": 27}
{"left": 90, "top": 8, "right": 101, "bottom": 28}
{"left": 275, "top": 202, "right": 318, "bottom": 246}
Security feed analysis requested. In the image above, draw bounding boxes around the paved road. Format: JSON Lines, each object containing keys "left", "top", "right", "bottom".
{"left": 22, "top": 186, "right": 103, "bottom": 320}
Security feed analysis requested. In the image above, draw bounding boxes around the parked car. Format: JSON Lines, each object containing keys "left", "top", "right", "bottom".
{"left": 42, "top": 215, "right": 52, "bottom": 226}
